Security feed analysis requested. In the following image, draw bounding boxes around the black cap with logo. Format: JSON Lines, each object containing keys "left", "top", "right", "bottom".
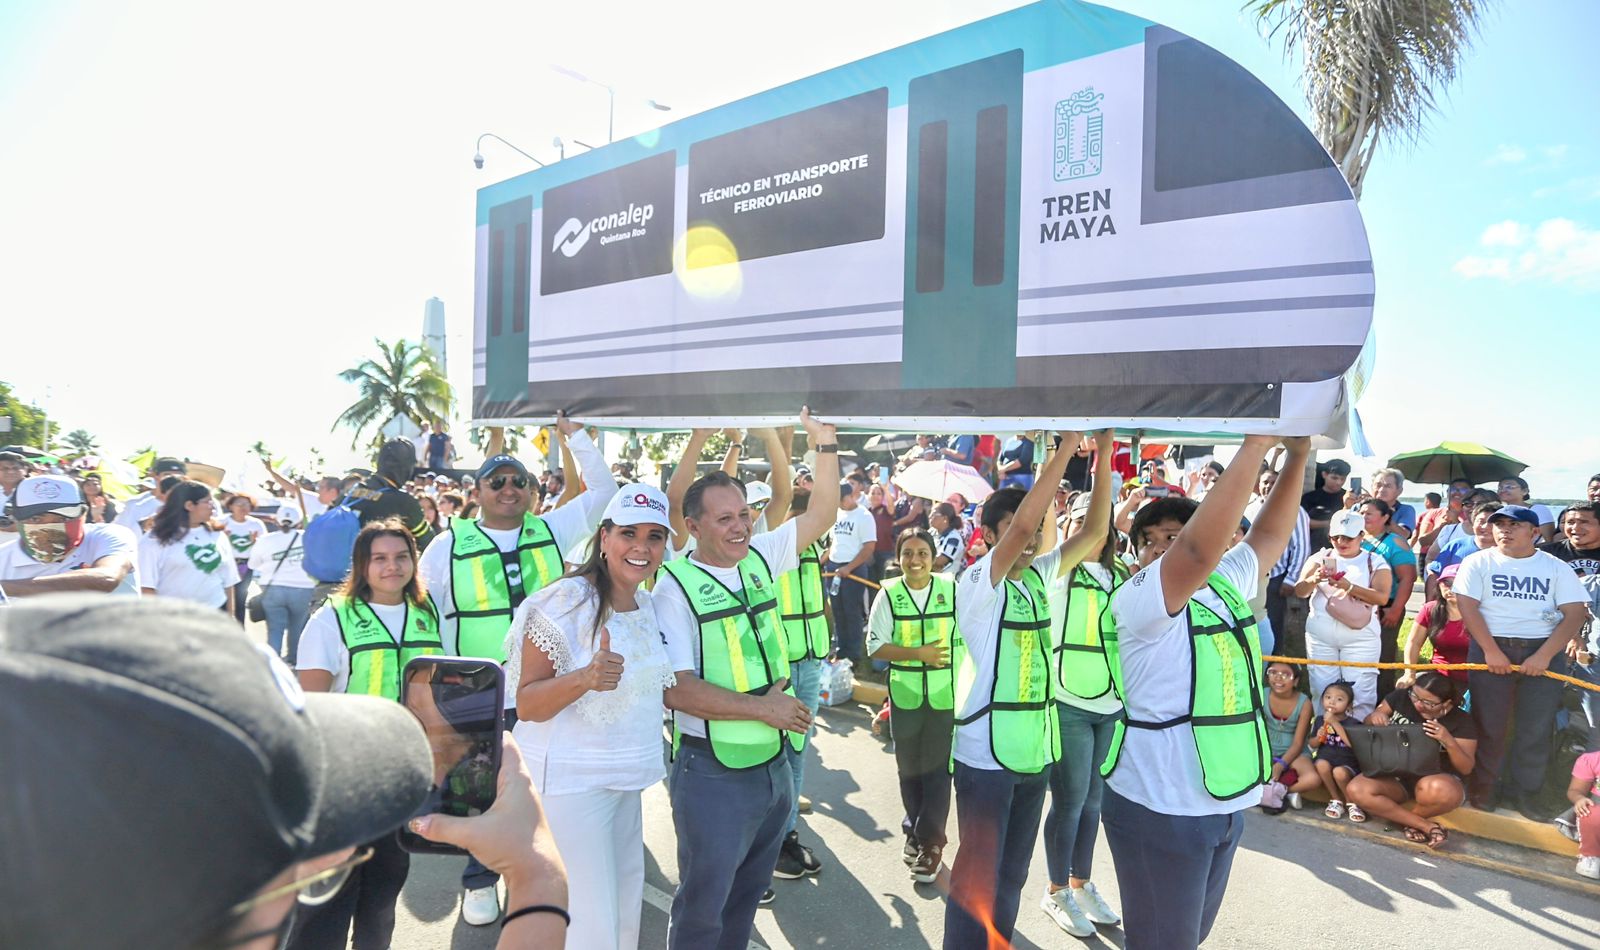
{"left": 0, "top": 597, "right": 432, "bottom": 950}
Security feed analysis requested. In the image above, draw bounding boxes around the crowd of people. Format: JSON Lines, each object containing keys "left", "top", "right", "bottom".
{"left": 3, "top": 425, "right": 1600, "bottom": 950}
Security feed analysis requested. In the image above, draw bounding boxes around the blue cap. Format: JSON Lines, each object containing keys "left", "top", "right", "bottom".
{"left": 475, "top": 454, "right": 528, "bottom": 482}
{"left": 1489, "top": 504, "right": 1540, "bottom": 527}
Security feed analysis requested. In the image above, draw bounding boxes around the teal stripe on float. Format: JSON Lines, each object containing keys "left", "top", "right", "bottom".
{"left": 475, "top": 0, "right": 1150, "bottom": 224}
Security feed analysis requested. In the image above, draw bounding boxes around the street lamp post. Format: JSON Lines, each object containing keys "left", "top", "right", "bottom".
{"left": 472, "top": 132, "right": 546, "bottom": 170}
{"left": 551, "top": 66, "right": 671, "bottom": 142}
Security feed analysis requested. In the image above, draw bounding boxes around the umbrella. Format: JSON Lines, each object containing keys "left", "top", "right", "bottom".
{"left": 862, "top": 433, "right": 919, "bottom": 453}
{"left": 892, "top": 459, "right": 994, "bottom": 503}
{"left": 1386, "top": 442, "right": 1527, "bottom": 486}
{"left": 1, "top": 444, "right": 57, "bottom": 462}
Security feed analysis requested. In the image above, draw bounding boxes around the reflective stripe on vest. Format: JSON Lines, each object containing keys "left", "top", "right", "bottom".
{"left": 1053, "top": 565, "right": 1121, "bottom": 702}
{"left": 1099, "top": 573, "right": 1270, "bottom": 800}
{"left": 332, "top": 595, "right": 444, "bottom": 701}
{"left": 779, "top": 539, "right": 830, "bottom": 662}
{"left": 953, "top": 566, "right": 1060, "bottom": 775}
{"left": 885, "top": 575, "right": 958, "bottom": 711}
{"left": 662, "top": 552, "right": 804, "bottom": 769}
{"left": 448, "top": 514, "right": 563, "bottom": 659}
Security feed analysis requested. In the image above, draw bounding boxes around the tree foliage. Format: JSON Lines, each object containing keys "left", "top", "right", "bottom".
{"left": 1246, "top": 0, "right": 1491, "bottom": 198}
{"left": 60, "top": 429, "right": 99, "bottom": 456}
{"left": 333, "top": 339, "right": 455, "bottom": 450}
{"left": 0, "top": 380, "right": 52, "bottom": 449}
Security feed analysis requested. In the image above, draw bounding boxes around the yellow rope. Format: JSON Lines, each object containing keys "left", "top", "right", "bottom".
{"left": 1261, "top": 655, "right": 1600, "bottom": 693}
{"left": 821, "top": 571, "right": 883, "bottom": 591}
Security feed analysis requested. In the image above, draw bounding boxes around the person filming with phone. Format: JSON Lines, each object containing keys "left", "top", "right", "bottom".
{"left": 0, "top": 595, "right": 570, "bottom": 950}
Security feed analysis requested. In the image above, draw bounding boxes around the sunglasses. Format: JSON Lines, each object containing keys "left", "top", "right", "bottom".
{"left": 488, "top": 475, "right": 528, "bottom": 491}
{"left": 228, "top": 847, "right": 374, "bottom": 916}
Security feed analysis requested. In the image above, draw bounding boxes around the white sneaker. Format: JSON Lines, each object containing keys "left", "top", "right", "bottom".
{"left": 1040, "top": 888, "right": 1095, "bottom": 937}
{"left": 1070, "top": 882, "right": 1121, "bottom": 925}
{"left": 1578, "top": 855, "right": 1600, "bottom": 881}
{"left": 461, "top": 885, "right": 501, "bottom": 926}
{"left": 1286, "top": 792, "right": 1303, "bottom": 810}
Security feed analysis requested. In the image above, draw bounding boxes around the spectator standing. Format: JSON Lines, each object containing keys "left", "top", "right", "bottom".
{"left": 222, "top": 493, "right": 267, "bottom": 625}
{"left": 1370, "top": 467, "right": 1417, "bottom": 541}
{"left": 503, "top": 485, "right": 677, "bottom": 950}
{"left": 419, "top": 494, "right": 442, "bottom": 535}
{"left": 349, "top": 439, "right": 436, "bottom": 551}
{"left": 0, "top": 474, "right": 138, "bottom": 597}
{"left": 866, "top": 483, "right": 897, "bottom": 582}
{"left": 1454, "top": 505, "right": 1589, "bottom": 816}
{"left": 1360, "top": 498, "right": 1419, "bottom": 697}
{"left": 292, "top": 520, "right": 443, "bottom": 949}
{"left": 115, "top": 457, "right": 189, "bottom": 535}
{"left": 943, "top": 433, "right": 979, "bottom": 470}
{"left": 0, "top": 452, "right": 25, "bottom": 529}
{"left": 1590, "top": 475, "right": 1600, "bottom": 504}
{"left": 427, "top": 423, "right": 456, "bottom": 473}
{"left": 248, "top": 504, "right": 314, "bottom": 665}
{"left": 1300, "top": 458, "right": 1349, "bottom": 551}
{"left": 1347, "top": 672, "right": 1478, "bottom": 849}
{"left": 1398, "top": 564, "right": 1472, "bottom": 689}
{"left": 1541, "top": 502, "right": 1600, "bottom": 576}
{"left": 80, "top": 473, "right": 117, "bottom": 524}
{"left": 930, "top": 503, "right": 965, "bottom": 575}
{"left": 997, "top": 433, "right": 1036, "bottom": 490}
{"left": 826, "top": 480, "right": 878, "bottom": 667}
{"left": 1498, "top": 476, "right": 1556, "bottom": 543}
{"left": 1427, "top": 499, "right": 1500, "bottom": 600}
{"left": 1294, "top": 510, "right": 1391, "bottom": 720}
{"left": 1247, "top": 465, "right": 1310, "bottom": 658}
{"left": 139, "top": 480, "right": 240, "bottom": 614}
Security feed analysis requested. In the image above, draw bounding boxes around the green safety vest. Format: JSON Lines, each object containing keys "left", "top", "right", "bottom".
{"left": 953, "top": 566, "right": 1060, "bottom": 774}
{"left": 662, "top": 551, "right": 805, "bottom": 769}
{"left": 1053, "top": 565, "right": 1123, "bottom": 702}
{"left": 448, "top": 514, "right": 564, "bottom": 659}
{"left": 778, "top": 539, "right": 830, "bottom": 662}
{"left": 331, "top": 595, "right": 444, "bottom": 701}
{"left": 884, "top": 575, "right": 959, "bottom": 711}
{"left": 1099, "top": 573, "right": 1270, "bottom": 801}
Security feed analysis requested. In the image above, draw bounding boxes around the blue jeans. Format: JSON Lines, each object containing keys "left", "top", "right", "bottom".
{"left": 943, "top": 762, "right": 1048, "bottom": 950}
{"left": 826, "top": 560, "right": 868, "bottom": 661}
{"left": 262, "top": 585, "right": 313, "bottom": 666}
{"left": 667, "top": 742, "right": 792, "bottom": 950}
{"left": 786, "top": 657, "right": 824, "bottom": 835}
{"left": 1467, "top": 636, "right": 1570, "bottom": 799}
{"left": 1044, "top": 703, "right": 1118, "bottom": 884}
{"left": 1102, "top": 787, "right": 1245, "bottom": 950}
{"left": 1576, "top": 657, "right": 1600, "bottom": 753}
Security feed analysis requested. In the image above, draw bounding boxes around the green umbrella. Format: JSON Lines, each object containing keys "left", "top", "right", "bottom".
{"left": 1386, "top": 442, "right": 1527, "bottom": 486}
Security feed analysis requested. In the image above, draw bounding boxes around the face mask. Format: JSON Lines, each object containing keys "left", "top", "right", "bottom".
{"left": 19, "top": 515, "right": 85, "bottom": 564}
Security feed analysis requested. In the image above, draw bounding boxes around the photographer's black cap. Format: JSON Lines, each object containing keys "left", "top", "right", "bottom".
{"left": 0, "top": 597, "right": 432, "bottom": 950}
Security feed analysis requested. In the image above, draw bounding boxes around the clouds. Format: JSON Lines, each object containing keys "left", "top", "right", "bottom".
{"left": 1453, "top": 218, "right": 1600, "bottom": 289}
{"left": 1483, "top": 143, "right": 1528, "bottom": 166}
{"left": 1481, "top": 143, "right": 1568, "bottom": 168}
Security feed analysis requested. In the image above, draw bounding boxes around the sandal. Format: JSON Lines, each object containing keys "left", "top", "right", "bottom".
{"left": 1324, "top": 801, "right": 1345, "bottom": 819}
{"left": 1347, "top": 804, "right": 1367, "bottom": 823}
{"left": 1425, "top": 824, "right": 1448, "bottom": 850}
{"left": 1402, "top": 826, "right": 1429, "bottom": 844}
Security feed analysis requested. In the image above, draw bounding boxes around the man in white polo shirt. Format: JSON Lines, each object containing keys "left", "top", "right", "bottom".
{"left": 0, "top": 475, "right": 139, "bottom": 597}
{"left": 1454, "top": 504, "right": 1588, "bottom": 816}
{"left": 826, "top": 479, "right": 877, "bottom": 667}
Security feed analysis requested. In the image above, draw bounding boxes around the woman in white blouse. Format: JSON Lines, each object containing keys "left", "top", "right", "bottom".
{"left": 505, "top": 483, "right": 676, "bottom": 950}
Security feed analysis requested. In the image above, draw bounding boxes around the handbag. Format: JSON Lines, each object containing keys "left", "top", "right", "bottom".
{"left": 246, "top": 531, "right": 299, "bottom": 623}
{"left": 1320, "top": 551, "right": 1375, "bottom": 629}
{"left": 1345, "top": 723, "right": 1441, "bottom": 778}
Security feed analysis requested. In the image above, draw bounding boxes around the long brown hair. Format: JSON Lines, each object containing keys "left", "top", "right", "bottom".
{"left": 339, "top": 518, "right": 428, "bottom": 609}
{"left": 565, "top": 520, "right": 639, "bottom": 646}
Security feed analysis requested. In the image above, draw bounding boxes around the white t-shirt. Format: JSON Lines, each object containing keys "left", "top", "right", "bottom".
{"left": 1454, "top": 547, "right": 1587, "bottom": 640}
{"left": 654, "top": 519, "right": 802, "bottom": 739}
{"left": 1304, "top": 548, "right": 1385, "bottom": 642}
{"left": 419, "top": 430, "right": 619, "bottom": 658}
{"left": 298, "top": 599, "right": 409, "bottom": 692}
{"left": 952, "top": 547, "right": 1063, "bottom": 771}
{"left": 247, "top": 529, "right": 314, "bottom": 589}
{"left": 505, "top": 577, "right": 676, "bottom": 796}
{"left": 866, "top": 578, "right": 935, "bottom": 656}
{"left": 138, "top": 526, "right": 241, "bottom": 607}
{"left": 300, "top": 494, "right": 330, "bottom": 521}
{"left": 1106, "top": 542, "right": 1263, "bottom": 816}
{"left": 114, "top": 493, "right": 163, "bottom": 535}
{"left": 0, "top": 522, "right": 141, "bottom": 595}
{"left": 224, "top": 516, "right": 268, "bottom": 562}
{"left": 827, "top": 505, "right": 877, "bottom": 565}
{"left": 1050, "top": 561, "right": 1123, "bottom": 715}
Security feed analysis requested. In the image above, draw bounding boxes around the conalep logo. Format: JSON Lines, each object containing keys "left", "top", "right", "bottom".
{"left": 551, "top": 202, "right": 656, "bottom": 258}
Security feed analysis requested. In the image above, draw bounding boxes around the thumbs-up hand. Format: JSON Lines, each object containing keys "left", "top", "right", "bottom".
{"left": 582, "top": 627, "right": 625, "bottom": 693}
{"left": 757, "top": 677, "right": 813, "bottom": 734}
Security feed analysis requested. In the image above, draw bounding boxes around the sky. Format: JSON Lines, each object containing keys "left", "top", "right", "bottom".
{"left": 1, "top": 1, "right": 1596, "bottom": 495}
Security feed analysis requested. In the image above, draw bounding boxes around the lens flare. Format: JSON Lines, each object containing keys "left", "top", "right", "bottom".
{"left": 674, "top": 225, "right": 742, "bottom": 300}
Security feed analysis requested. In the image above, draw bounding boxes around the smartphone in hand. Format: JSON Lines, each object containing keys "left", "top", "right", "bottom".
{"left": 396, "top": 656, "right": 505, "bottom": 854}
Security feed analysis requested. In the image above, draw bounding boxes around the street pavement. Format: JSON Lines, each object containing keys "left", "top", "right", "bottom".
{"left": 382, "top": 699, "right": 1600, "bottom": 950}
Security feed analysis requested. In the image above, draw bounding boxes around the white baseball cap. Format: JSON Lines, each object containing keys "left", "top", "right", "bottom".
{"left": 9, "top": 475, "right": 86, "bottom": 518}
{"left": 1329, "top": 508, "right": 1365, "bottom": 539}
{"left": 276, "top": 504, "right": 303, "bottom": 527}
{"left": 745, "top": 481, "right": 774, "bottom": 508}
{"left": 602, "top": 483, "right": 674, "bottom": 533}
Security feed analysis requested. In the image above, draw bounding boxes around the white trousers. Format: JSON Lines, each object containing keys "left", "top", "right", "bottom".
{"left": 540, "top": 787, "right": 646, "bottom": 950}
{"left": 1306, "top": 613, "right": 1381, "bottom": 721}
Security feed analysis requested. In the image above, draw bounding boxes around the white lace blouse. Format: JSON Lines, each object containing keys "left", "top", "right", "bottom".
{"left": 504, "top": 576, "right": 676, "bottom": 795}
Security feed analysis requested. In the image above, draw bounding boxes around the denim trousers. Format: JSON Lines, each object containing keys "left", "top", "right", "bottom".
{"left": 943, "top": 762, "right": 1048, "bottom": 949}
{"left": 1043, "top": 703, "right": 1119, "bottom": 883}
{"left": 786, "top": 657, "right": 823, "bottom": 835}
{"left": 262, "top": 585, "right": 313, "bottom": 666}
{"left": 1102, "top": 787, "right": 1245, "bottom": 950}
{"left": 1467, "top": 636, "right": 1570, "bottom": 798}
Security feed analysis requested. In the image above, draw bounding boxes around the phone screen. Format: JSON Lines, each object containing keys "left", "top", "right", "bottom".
{"left": 1348, "top": 476, "right": 1363, "bottom": 495}
{"left": 396, "top": 657, "right": 505, "bottom": 854}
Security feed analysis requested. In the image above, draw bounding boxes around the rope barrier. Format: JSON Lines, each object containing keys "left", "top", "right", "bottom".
{"left": 1261, "top": 655, "right": 1600, "bottom": 694}
{"left": 821, "top": 570, "right": 883, "bottom": 591}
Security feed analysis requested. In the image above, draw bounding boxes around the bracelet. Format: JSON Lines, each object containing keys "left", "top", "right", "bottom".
{"left": 503, "top": 904, "right": 570, "bottom": 927}
{"left": 816, "top": 444, "right": 839, "bottom": 454}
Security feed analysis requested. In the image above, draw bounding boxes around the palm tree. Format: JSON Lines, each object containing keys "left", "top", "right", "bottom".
{"left": 333, "top": 339, "right": 454, "bottom": 449}
{"left": 60, "top": 428, "right": 99, "bottom": 456}
{"left": 1246, "top": 0, "right": 1492, "bottom": 198}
